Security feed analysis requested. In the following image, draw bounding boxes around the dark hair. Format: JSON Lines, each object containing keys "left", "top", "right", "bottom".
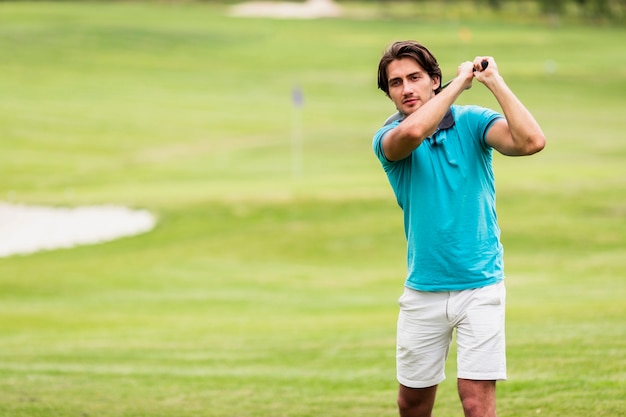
{"left": 377, "top": 40, "right": 442, "bottom": 96}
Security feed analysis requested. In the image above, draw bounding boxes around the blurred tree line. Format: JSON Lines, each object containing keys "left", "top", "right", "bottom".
{"left": 355, "top": 0, "right": 625, "bottom": 22}
{"left": 490, "top": 0, "right": 623, "bottom": 17}
{"left": 2, "top": 0, "right": 622, "bottom": 23}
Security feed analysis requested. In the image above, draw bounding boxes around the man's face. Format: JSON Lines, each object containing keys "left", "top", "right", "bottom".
{"left": 387, "top": 57, "right": 440, "bottom": 116}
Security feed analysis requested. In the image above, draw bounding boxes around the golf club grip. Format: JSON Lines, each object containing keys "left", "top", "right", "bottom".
{"left": 440, "top": 60, "right": 489, "bottom": 90}
{"left": 474, "top": 60, "right": 489, "bottom": 72}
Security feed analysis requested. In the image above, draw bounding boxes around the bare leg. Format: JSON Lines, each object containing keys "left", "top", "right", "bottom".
{"left": 397, "top": 384, "right": 438, "bottom": 417}
{"left": 457, "top": 379, "right": 497, "bottom": 417}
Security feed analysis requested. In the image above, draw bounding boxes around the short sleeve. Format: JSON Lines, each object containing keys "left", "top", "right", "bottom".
{"left": 372, "top": 122, "right": 400, "bottom": 167}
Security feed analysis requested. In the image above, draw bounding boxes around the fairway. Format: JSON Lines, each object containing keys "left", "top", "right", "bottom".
{"left": 0, "top": 2, "right": 624, "bottom": 416}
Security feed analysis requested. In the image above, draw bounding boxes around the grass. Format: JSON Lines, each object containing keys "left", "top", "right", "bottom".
{"left": 0, "top": 1, "right": 625, "bottom": 416}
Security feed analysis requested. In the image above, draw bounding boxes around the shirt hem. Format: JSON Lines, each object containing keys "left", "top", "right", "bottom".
{"left": 404, "top": 277, "right": 504, "bottom": 292}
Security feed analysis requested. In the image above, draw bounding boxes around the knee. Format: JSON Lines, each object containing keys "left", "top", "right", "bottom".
{"left": 460, "top": 396, "right": 481, "bottom": 417}
{"left": 458, "top": 380, "right": 496, "bottom": 417}
{"left": 397, "top": 392, "right": 413, "bottom": 412}
{"left": 460, "top": 395, "right": 495, "bottom": 417}
{"left": 397, "top": 386, "right": 436, "bottom": 417}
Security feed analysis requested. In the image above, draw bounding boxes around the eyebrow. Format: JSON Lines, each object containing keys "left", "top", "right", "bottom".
{"left": 388, "top": 71, "right": 422, "bottom": 84}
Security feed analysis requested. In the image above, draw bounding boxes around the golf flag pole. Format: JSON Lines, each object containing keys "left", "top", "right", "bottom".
{"left": 291, "top": 85, "right": 304, "bottom": 179}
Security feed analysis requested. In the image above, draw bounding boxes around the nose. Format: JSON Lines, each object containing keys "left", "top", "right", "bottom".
{"left": 402, "top": 82, "right": 413, "bottom": 95}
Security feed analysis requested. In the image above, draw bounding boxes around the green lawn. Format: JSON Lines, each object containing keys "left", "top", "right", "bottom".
{"left": 0, "top": 2, "right": 624, "bottom": 416}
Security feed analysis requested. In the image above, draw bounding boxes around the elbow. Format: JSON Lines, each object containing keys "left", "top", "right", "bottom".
{"left": 505, "top": 133, "right": 545, "bottom": 156}
{"left": 515, "top": 132, "right": 545, "bottom": 155}
{"left": 528, "top": 133, "right": 546, "bottom": 154}
{"left": 401, "top": 123, "right": 430, "bottom": 143}
{"left": 383, "top": 126, "right": 428, "bottom": 161}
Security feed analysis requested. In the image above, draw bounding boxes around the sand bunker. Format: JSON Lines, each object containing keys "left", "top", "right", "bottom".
{"left": 0, "top": 203, "right": 156, "bottom": 258}
{"left": 229, "top": 0, "right": 342, "bottom": 19}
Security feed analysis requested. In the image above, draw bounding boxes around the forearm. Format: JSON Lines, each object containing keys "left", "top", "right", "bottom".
{"left": 384, "top": 79, "right": 466, "bottom": 161}
{"left": 402, "top": 77, "right": 466, "bottom": 138}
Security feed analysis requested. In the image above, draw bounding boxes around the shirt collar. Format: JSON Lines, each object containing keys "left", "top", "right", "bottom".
{"left": 437, "top": 108, "right": 455, "bottom": 130}
{"left": 429, "top": 108, "right": 454, "bottom": 146}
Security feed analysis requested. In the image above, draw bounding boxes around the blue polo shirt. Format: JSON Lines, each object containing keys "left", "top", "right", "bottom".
{"left": 372, "top": 105, "right": 504, "bottom": 292}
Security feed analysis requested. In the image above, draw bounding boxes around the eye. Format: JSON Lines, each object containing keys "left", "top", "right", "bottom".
{"left": 389, "top": 79, "right": 401, "bottom": 87}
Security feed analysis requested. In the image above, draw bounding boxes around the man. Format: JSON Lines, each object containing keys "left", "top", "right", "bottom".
{"left": 372, "top": 40, "right": 545, "bottom": 417}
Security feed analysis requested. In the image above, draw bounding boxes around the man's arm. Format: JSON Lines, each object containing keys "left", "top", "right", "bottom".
{"left": 382, "top": 63, "right": 475, "bottom": 162}
{"left": 475, "top": 57, "right": 546, "bottom": 156}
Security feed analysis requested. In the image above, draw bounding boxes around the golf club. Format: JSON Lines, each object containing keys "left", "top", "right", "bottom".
{"left": 383, "top": 59, "right": 489, "bottom": 126}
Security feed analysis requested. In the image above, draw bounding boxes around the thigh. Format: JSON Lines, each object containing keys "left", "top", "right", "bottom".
{"left": 455, "top": 281, "right": 507, "bottom": 381}
{"left": 396, "top": 287, "right": 453, "bottom": 388}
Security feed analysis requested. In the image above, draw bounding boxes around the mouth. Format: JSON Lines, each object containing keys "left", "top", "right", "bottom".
{"left": 402, "top": 97, "right": 418, "bottom": 106}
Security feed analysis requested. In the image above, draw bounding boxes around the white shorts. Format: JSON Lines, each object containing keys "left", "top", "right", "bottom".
{"left": 396, "top": 281, "right": 507, "bottom": 388}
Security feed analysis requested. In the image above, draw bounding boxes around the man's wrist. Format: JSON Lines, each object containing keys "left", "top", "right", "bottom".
{"left": 484, "top": 74, "right": 506, "bottom": 92}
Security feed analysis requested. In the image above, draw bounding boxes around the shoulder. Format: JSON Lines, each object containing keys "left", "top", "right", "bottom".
{"left": 372, "top": 121, "right": 401, "bottom": 164}
{"left": 450, "top": 105, "right": 503, "bottom": 148}
{"left": 452, "top": 104, "right": 500, "bottom": 121}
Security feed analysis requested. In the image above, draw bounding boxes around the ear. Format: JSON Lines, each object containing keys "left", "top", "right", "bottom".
{"left": 432, "top": 75, "right": 441, "bottom": 91}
